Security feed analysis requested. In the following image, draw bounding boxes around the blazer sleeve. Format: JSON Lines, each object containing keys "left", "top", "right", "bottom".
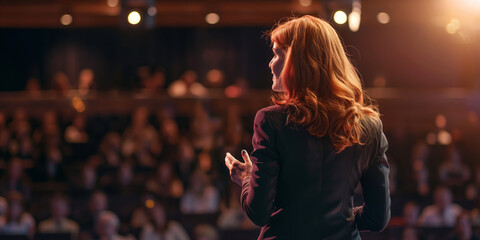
{"left": 354, "top": 123, "right": 391, "bottom": 232}
{"left": 241, "top": 109, "right": 280, "bottom": 227}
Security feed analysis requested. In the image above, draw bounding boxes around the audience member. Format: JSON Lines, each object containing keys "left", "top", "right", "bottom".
{"left": 217, "top": 182, "right": 256, "bottom": 230}
{"left": 168, "top": 70, "right": 207, "bottom": 97}
{"left": 0, "top": 191, "right": 35, "bottom": 238}
{"left": 448, "top": 212, "right": 479, "bottom": 240}
{"left": 96, "top": 211, "right": 135, "bottom": 240}
{"left": 0, "top": 196, "right": 7, "bottom": 227}
{"left": 418, "top": 186, "right": 463, "bottom": 227}
{"left": 77, "top": 191, "right": 109, "bottom": 235}
{"left": 401, "top": 227, "right": 418, "bottom": 240}
{"left": 180, "top": 170, "right": 219, "bottom": 214}
{"left": 465, "top": 167, "right": 480, "bottom": 201}
{"left": 25, "top": 78, "right": 42, "bottom": 97}
{"left": 38, "top": 193, "right": 79, "bottom": 235}
{"left": 146, "top": 161, "right": 184, "bottom": 199}
{"left": 0, "top": 158, "right": 31, "bottom": 201}
{"left": 439, "top": 147, "right": 470, "bottom": 188}
{"left": 78, "top": 69, "right": 95, "bottom": 96}
{"left": 65, "top": 114, "right": 89, "bottom": 143}
{"left": 139, "top": 203, "right": 189, "bottom": 240}
{"left": 70, "top": 164, "right": 98, "bottom": 198}
{"left": 403, "top": 201, "right": 420, "bottom": 227}
{"left": 52, "top": 72, "right": 71, "bottom": 96}
{"left": 190, "top": 102, "right": 214, "bottom": 151}
{"left": 193, "top": 224, "right": 218, "bottom": 240}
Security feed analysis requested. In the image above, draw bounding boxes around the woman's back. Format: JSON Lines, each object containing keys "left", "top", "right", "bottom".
{"left": 242, "top": 105, "right": 390, "bottom": 240}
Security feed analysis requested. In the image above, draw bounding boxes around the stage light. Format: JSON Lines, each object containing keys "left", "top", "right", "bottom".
{"left": 147, "top": 6, "right": 157, "bottom": 16}
{"left": 205, "top": 13, "right": 220, "bottom": 25}
{"left": 348, "top": 10, "right": 361, "bottom": 32}
{"left": 377, "top": 12, "right": 390, "bottom": 24}
{"left": 128, "top": 11, "right": 141, "bottom": 25}
{"left": 333, "top": 11, "right": 347, "bottom": 25}
{"left": 107, "top": 0, "right": 119, "bottom": 7}
{"left": 299, "top": 0, "right": 312, "bottom": 7}
{"left": 60, "top": 14, "right": 73, "bottom": 26}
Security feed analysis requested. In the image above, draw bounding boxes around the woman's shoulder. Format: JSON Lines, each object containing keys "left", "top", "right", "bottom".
{"left": 257, "top": 105, "right": 285, "bottom": 115}
{"left": 255, "top": 105, "right": 287, "bottom": 123}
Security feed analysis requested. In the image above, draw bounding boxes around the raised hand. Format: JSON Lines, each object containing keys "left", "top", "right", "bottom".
{"left": 225, "top": 149, "right": 253, "bottom": 186}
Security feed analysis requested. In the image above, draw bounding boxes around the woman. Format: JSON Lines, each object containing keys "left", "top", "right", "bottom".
{"left": 225, "top": 15, "right": 390, "bottom": 239}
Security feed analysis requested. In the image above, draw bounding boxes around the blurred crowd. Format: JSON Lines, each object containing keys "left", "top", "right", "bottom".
{"left": 2, "top": 67, "right": 480, "bottom": 240}
{"left": 0, "top": 102, "right": 257, "bottom": 240}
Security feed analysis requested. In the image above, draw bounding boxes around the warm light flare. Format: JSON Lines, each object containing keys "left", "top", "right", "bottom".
{"left": 333, "top": 11, "right": 347, "bottom": 25}
{"left": 377, "top": 12, "right": 390, "bottom": 24}
{"left": 60, "top": 14, "right": 73, "bottom": 26}
{"left": 128, "top": 11, "right": 141, "bottom": 25}
{"left": 205, "top": 13, "right": 220, "bottom": 24}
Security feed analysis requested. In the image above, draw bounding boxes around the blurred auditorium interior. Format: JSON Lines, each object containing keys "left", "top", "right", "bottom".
{"left": 0, "top": 0, "right": 480, "bottom": 239}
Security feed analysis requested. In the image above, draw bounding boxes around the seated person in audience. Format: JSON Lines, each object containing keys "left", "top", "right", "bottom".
{"left": 0, "top": 158, "right": 31, "bottom": 201}
{"left": 123, "top": 107, "right": 160, "bottom": 167}
{"left": 180, "top": 170, "right": 219, "bottom": 214}
{"left": 403, "top": 201, "right": 420, "bottom": 227}
{"left": 33, "top": 146, "right": 67, "bottom": 182}
{"left": 139, "top": 202, "right": 189, "bottom": 240}
{"left": 76, "top": 191, "right": 109, "bottom": 236}
{"left": 418, "top": 186, "right": 463, "bottom": 227}
{"left": 0, "top": 191, "right": 35, "bottom": 238}
{"left": 193, "top": 224, "right": 218, "bottom": 240}
{"left": 439, "top": 147, "right": 470, "bottom": 188}
{"left": 190, "top": 102, "right": 215, "bottom": 151}
{"left": 95, "top": 211, "right": 135, "bottom": 240}
{"left": 402, "top": 227, "right": 418, "bottom": 240}
{"left": 145, "top": 162, "right": 184, "bottom": 200}
{"left": 167, "top": 70, "right": 207, "bottom": 97}
{"left": 64, "top": 114, "right": 88, "bottom": 143}
{"left": 78, "top": 68, "right": 95, "bottom": 96}
{"left": 465, "top": 167, "right": 480, "bottom": 201}
{"left": 217, "top": 182, "right": 256, "bottom": 230}
{"left": 0, "top": 196, "right": 7, "bottom": 227}
{"left": 25, "top": 78, "right": 42, "bottom": 97}
{"left": 70, "top": 164, "right": 98, "bottom": 198}
{"left": 38, "top": 193, "right": 79, "bottom": 235}
{"left": 102, "top": 162, "right": 138, "bottom": 196}
{"left": 176, "top": 138, "right": 196, "bottom": 185}
{"left": 448, "top": 212, "right": 479, "bottom": 240}
{"left": 130, "top": 194, "right": 156, "bottom": 230}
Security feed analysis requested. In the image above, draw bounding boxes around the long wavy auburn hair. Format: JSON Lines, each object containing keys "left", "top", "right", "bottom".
{"left": 269, "top": 15, "right": 380, "bottom": 152}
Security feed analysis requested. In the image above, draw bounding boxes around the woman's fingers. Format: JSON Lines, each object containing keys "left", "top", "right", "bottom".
{"left": 224, "top": 156, "right": 232, "bottom": 170}
{"left": 225, "top": 152, "right": 239, "bottom": 170}
{"left": 241, "top": 149, "right": 252, "bottom": 167}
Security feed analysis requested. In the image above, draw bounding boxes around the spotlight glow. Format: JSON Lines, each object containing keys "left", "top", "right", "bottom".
{"left": 348, "top": 10, "right": 361, "bottom": 32}
{"left": 107, "top": 0, "right": 119, "bottom": 7}
{"left": 299, "top": 0, "right": 312, "bottom": 7}
{"left": 60, "top": 14, "right": 73, "bottom": 26}
{"left": 128, "top": 11, "right": 141, "bottom": 25}
{"left": 377, "top": 12, "right": 390, "bottom": 24}
{"left": 205, "top": 13, "right": 220, "bottom": 25}
{"left": 333, "top": 11, "right": 347, "bottom": 25}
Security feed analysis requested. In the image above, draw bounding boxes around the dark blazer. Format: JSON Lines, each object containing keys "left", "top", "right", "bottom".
{"left": 241, "top": 105, "right": 390, "bottom": 240}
